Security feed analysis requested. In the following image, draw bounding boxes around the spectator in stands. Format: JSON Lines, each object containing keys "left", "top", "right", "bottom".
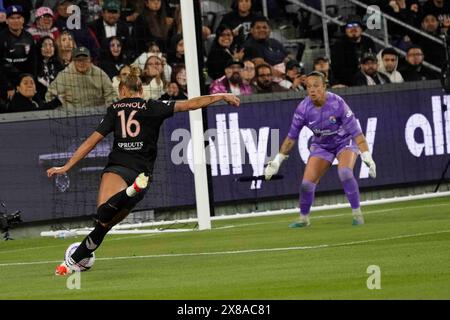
{"left": 207, "top": 24, "right": 244, "bottom": 81}
{"left": 98, "top": 36, "right": 128, "bottom": 80}
{"left": 384, "top": 0, "right": 419, "bottom": 50}
{"left": 159, "top": 81, "right": 187, "bottom": 101}
{"left": 46, "top": 47, "right": 117, "bottom": 111}
{"left": 36, "top": 36, "right": 64, "bottom": 100}
{"left": 242, "top": 16, "right": 288, "bottom": 67}
{"left": 55, "top": 30, "right": 77, "bottom": 67}
{"left": 89, "top": 0, "right": 133, "bottom": 60}
{"left": 209, "top": 59, "right": 253, "bottom": 95}
{"left": 133, "top": 0, "right": 174, "bottom": 54}
{"left": 119, "top": 0, "right": 145, "bottom": 24}
{"left": 414, "top": 13, "right": 446, "bottom": 69}
{"left": 218, "top": 0, "right": 262, "bottom": 48}
{"left": 422, "top": 0, "right": 450, "bottom": 26}
{"left": 376, "top": 47, "right": 404, "bottom": 83}
{"left": 171, "top": 63, "right": 187, "bottom": 95}
{"left": 27, "top": 7, "right": 60, "bottom": 42}
{"left": 252, "top": 63, "right": 289, "bottom": 94}
{"left": 141, "top": 54, "right": 166, "bottom": 100}
{"left": 111, "top": 64, "right": 130, "bottom": 94}
{"left": 167, "top": 33, "right": 184, "bottom": 67}
{"left": 313, "top": 56, "right": 341, "bottom": 88}
{"left": 4, "top": 73, "right": 62, "bottom": 113}
{"left": 331, "top": 15, "right": 376, "bottom": 87}
{"left": 353, "top": 52, "right": 391, "bottom": 86}
{"left": 0, "top": 5, "right": 37, "bottom": 101}
{"left": 241, "top": 58, "right": 255, "bottom": 86}
{"left": 54, "top": 0, "right": 101, "bottom": 62}
{"left": 398, "top": 44, "right": 440, "bottom": 81}
{"left": 133, "top": 41, "right": 171, "bottom": 81}
{"left": 279, "top": 59, "right": 306, "bottom": 92}
{"left": 2, "top": 0, "right": 31, "bottom": 24}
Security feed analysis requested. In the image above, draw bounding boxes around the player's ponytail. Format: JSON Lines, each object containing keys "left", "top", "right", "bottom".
{"left": 119, "top": 74, "right": 143, "bottom": 94}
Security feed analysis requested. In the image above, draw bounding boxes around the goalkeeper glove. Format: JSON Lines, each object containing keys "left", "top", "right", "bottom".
{"left": 264, "top": 153, "right": 288, "bottom": 180}
{"left": 361, "top": 151, "right": 376, "bottom": 178}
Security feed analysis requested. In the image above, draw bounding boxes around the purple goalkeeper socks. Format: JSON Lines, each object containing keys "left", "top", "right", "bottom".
{"left": 300, "top": 180, "right": 317, "bottom": 215}
{"left": 338, "top": 167, "right": 360, "bottom": 210}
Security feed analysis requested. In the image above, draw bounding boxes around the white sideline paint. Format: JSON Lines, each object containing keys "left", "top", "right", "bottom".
{"left": 39, "top": 191, "right": 450, "bottom": 237}
{"left": 2, "top": 229, "right": 450, "bottom": 268}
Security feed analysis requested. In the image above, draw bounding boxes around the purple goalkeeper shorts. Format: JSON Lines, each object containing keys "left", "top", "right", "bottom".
{"left": 309, "top": 139, "right": 359, "bottom": 163}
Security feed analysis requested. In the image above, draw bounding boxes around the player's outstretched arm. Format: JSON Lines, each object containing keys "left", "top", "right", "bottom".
{"left": 355, "top": 134, "right": 376, "bottom": 178}
{"left": 46, "top": 132, "right": 105, "bottom": 177}
{"left": 174, "top": 93, "right": 240, "bottom": 112}
{"left": 264, "top": 137, "right": 296, "bottom": 180}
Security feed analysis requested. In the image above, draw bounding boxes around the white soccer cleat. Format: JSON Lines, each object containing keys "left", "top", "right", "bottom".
{"left": 289, "top": 214, "right": 311, "bottom": 228}
{"left": 352, "top": 211, "right": 365, "bottom": 226}
{"left": 127, "top": 173, "right": 149, "bottom": 197}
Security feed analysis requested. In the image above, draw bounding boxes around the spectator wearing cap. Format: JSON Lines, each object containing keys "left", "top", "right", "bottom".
{"left": 242, "top": 16, "right": 288, "bottom": 67}
{"left": 412, "top": 13, "right": 446, "bottom": 69}
{"left": 313, "top": 56, "right": 340, "bottom": 88}
{"left": 353, "top": 52, "right": 391, "bottom": 86}
{"left": 209, "top": 59, "right": 253, "bottom": 95}
{"left": 46, "top": 46, "right": 118, "bottom": 112}
{"left": 207, "top": 24, "right": 244, "bottom": 81}
{"left": 279, "top": 59, "right": 306, "bottom": 91}
{"left": 422, "top": 0, "right": 450, "bottom": 25}
{"left": 0, "top": 5, "right": 37, "bottom": 101}
{"left": 2, "top": 0, "right": 32, "bottom": 24}
{"left": 217, "top": 0, "right": 263, "bottom": 48}
{"left": 27, "top": 7, "right": 60, "bottom": 42}
{"left": 398, "top": 45, "right": 440, "bottom": 81}
{"left": 376, "top": 48, "right": 404, "bottom": 83}
{"left": 54, "top": 0, "right": 101, "bottom": 62}
{"left": 330, "top": 15, "right": 376, "bottom": 86}
{"left": 252, "top": 63, "right": 289, "bottom": 94}
{"left": 89, "top": 0, "right": 133, "bottom": 60}
{"left": 3, "top": 73, "right": 62, "bottom": 113}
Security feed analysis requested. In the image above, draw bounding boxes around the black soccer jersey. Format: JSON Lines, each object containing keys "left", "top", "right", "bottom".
{"left": 96, "top": 97, "right": 175, "bottom": 174}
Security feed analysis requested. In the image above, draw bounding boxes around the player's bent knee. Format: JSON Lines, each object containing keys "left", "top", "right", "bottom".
{"left": 338, "top": 167, "right": 354, "bottom": 181}
{"left": 300, "top": 180, "right": 316, "bottom": 193}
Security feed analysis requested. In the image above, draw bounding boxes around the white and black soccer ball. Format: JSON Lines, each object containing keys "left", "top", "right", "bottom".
{"left": 64, "top": 242, "right": 95, "bottom": 272}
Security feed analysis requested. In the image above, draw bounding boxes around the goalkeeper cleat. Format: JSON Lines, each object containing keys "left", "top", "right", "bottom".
{"left": 352, "top": 214, "right": 365, "bottom": 226}
{"left": 55, "top": 262, "right": 72, "bottom": 276}
{"left": 289, "top": 215, "right": 311, "bottom": 228}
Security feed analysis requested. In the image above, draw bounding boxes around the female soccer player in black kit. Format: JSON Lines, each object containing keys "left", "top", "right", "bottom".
{"left": 47, "top": 75, "right": 240, "bottom": 275}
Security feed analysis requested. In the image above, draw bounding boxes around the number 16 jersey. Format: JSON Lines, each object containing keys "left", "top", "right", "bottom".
{"left": 96, "top": 97, "right": 175, "bottom": 174}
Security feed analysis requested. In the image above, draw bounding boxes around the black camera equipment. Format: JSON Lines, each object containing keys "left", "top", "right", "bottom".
{"left": 0, "top": 201, "right": 22, "bottom": 241}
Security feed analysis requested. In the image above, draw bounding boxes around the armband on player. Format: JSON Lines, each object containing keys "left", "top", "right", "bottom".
{"left": 264, "top": 153, "right": 288, "bottom": 180}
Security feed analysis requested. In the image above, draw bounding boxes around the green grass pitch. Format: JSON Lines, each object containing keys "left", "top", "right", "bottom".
{"left": 1, "top": 196, "right": 449, "bottom": 300}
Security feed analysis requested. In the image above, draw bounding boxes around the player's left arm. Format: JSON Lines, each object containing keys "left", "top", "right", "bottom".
{"left": 174, "top": 93, "right": 240, "bottom": 112}
{"left": 46, "top": 132, "right": 105, "bottom": 177}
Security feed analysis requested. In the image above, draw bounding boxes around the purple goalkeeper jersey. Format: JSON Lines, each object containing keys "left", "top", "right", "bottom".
{"left": 287, "top": 92, "right": 362, "bottom": 149}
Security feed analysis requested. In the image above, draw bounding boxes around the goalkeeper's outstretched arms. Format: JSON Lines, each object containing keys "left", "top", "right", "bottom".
{"left": 355, "top": 134, "right": 376, "bottom": 178}
{"left": 264, "top": 136, "right": 296, "bottom": 180}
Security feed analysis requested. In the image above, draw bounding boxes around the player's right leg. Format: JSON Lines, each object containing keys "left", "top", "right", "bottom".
{"left": 289, "top": 156, "right": 331, "bottom": 228}
{"left": 55, "top": 170, "right": 149, "bottom": 275}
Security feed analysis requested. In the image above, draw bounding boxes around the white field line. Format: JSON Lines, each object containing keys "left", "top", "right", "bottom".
{"left": 3, "top": 202, "right": 449, "bottom": 255}
{"left": 1, "top": 229, "right": 449, "bottom": 268}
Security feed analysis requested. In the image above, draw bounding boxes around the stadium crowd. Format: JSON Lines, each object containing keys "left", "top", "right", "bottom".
{"left": 0, "top": 0, "right": 448, "bottom": 113}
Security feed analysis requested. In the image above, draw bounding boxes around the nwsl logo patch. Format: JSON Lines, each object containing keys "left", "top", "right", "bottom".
{"left": 329, "top": 115, "right": 337, "bottom": 124}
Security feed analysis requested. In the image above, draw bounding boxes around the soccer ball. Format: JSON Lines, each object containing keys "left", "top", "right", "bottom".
{"left": 64, "top": 242, "right": 95, "bottom": 272}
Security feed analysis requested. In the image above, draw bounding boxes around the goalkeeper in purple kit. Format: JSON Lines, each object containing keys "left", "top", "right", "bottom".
{"left": 264, "top": 71, "right": 376, "bottom": 227}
